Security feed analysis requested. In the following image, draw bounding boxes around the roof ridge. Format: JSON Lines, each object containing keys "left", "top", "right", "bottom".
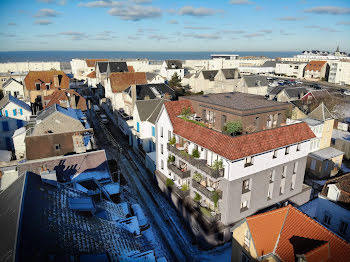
{"left": 273, "top": 205, "right": 291, "bottom": 255}
{"left": 146, "top": 99, "right": 164, "bottom": 122}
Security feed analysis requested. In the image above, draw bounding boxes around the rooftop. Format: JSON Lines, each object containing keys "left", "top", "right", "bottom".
{"left": 182, "top": 92, "right": 289, "bottom": 112}
{"left": 245, "top": 205, "right": 350, "bottom": 261}
{"left": 242, "top": 75, "right": 269, "bottom": 87}
{"left": 305, "top": 60, "right": 328, "bottom": 72}
{"left": 164, "top": 100, "right": 315, "bottom": 161}
{"left": 0, "top": 94, "right": 31, "bottom": 112}
{"left": 125, "top": 83, "right": 175, "bottom": 100}
{"left": 135, "top": 99, "right": 165, "bottom": 124}
{"left": 109, "top": 72, "right": 147, "bottom": 93}
{"left": 309, "top": 147, "right": 344, "bottom": 161}
{"left": 24, "top": 70, "right": 69, "bottom": 90}
{"left": 0, "top": 172, "right": 155, "bottom": 261}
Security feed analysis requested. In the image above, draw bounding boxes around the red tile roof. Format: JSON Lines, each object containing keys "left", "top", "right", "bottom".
{"left": 321, "top": 173, "right": 350, "bottom": 204}
{"left": 127, "top": 66, "right": 135, "bottom": 72}
{"left": 109, "top": 72, "right": 147, "bottom": 93}
{"left": 164, "top": 100, "right": 315, "bottom": 161}
{"left": 85, "top": 59, "right": 108, "bottom": 67}
{"left": 246, "top": 205, "right": 350, "bottom": 262}
{"left": 305, "top": 60, "right": 327, "bottom": 72}
{"left": 24, "top": 70, "right": 69, "bottom": 90}
{"left": 86, "top": 71, "right": 96, "bottom": 78}
{"left": 45, "top": 90, "right": 87, "bottom": 111}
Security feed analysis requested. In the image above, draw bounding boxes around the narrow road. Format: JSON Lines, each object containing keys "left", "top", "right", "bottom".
{"left": 88, "top": 108, "right": 199, "bottom": 262}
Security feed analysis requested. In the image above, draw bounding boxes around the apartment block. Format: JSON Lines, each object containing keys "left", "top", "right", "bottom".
{"left": 179, "top": 92, "right": 291, "bottom": 133}
{"left": 154, "top": 99, "right": 315, "bottom": 246}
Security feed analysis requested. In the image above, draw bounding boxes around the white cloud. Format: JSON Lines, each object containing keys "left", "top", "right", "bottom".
{"left": 277, "top": 16, "right": 305, "bottom": 21}
{"left": 259, "top": 29, "right": 272, "bottom": 33}
{"left": 183, "top": 33, "right": 220, "bottom": 39}
{"left": 34, "top": 8, "right": 60, "bottom": 17}
{"left": 243, "top": 33, "right": 265, "bottom": 38}
{"left": 34, "top": 19, "right": 53, "bottom": 25}
{"left": 178, "top": 6, "right": 221, "bottom": 16}
{"left": 304, "top": 6, "right": 350, "bottom": 15}
{"left": 230, "top": 0, "right": 253, "bottom": 5}
{"left": 184, "top": 26, "right": 213, "bottom": 30}
{"left": 304, "top": 25, "right": 340, "bottom": 32}
{"left": 78, "top": 1, "right": 122, "bottom": 8}
{"left": 108, "top": 5, "right": 161, "bottom": 20}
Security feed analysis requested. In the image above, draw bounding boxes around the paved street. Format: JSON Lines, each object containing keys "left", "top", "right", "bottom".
{"left": 88, "top": 108, "right": 201, "bottom": 262}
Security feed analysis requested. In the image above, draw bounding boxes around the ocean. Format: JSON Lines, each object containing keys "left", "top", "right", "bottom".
{"left": 0, "top": 51, "right": 300, "bottom": 62}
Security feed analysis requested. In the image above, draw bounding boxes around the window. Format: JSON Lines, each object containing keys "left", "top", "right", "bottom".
{"left": 152, "top": 126, "right": 155, "bottom": 137}
{"left": 36, "top": 83, "right": 41, "bottom": 90}
{"left": 280, "top": 185, "right": 284, "bottom": 195}
{"left": 19, "top": 109, "right": 23, "bottom": 115}
{"left": 136, "top": 122, "right": 140, "bottom": 132}
{"left": 296, "top": 143, "right": 301, "bottom": 151}
{"left": 46, "top": 84, "right": 50, "bottom": 90}
{"left": 323, "top": 213, "right": 331, "bottom": 226}
{"left": 161, "top": 160, "right": 164, "bottom": 170}
{"left": 291, "top": 174, "right": 296, "bottom": 190}
{"left": 244, "top": 156, "right": 253, "bottom": 167}
{"left": 267, "top": 189, "right": 272, "bottom": 200}
{"left": 221, "top": 115, "right": 227, "bottom": 130}
{"left": 161, "top": 144, "right": 163, "bottom": 154}
{"left": 54, "top": 144, "right": 60, "bottom": 150}
{"left": 339, "top": 221, "right": 348, "bottom": 236}
{"left": 282, "top": 166, "right": 287, "bottom": 178}
{"left": 244, "top": 231, "right": 250, "bottom": 249}
{"left": 285, "top": 146, "right": 290, "bottom": 155}
{"left": 293, "top": 162, "right": 298, "bottom": 174}
{"left": 273, "top": 150, "right": 278, "bottom": 159}
{"left": 5, "top": 110, "right": 8, "bottom": 117}
{"left": 269, "top": 170, "right": 275, "bottom": 183}
{"left": 13, "top": 109, "right": 17, "bottom": 116}
{"left": 241, "top": 200, "right": 249, "bottom": 211}
{"left": 160, "top": 126, "right": 163, "bottom": 138}
{"left": 168, "top": 130, "right": 171, "bottom": 141}
{"left": 242, "top": 179, "right": 250, "bottom": 193}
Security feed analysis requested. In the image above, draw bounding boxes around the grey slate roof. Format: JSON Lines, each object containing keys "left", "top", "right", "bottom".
{"left": 2, "top": 78, "right": 22, "bottom": 89}
{"left": 269, "top": 86, "right": 286, "bottom": 96}
{"left": 0, "top": 174, "right": 25, "bottom": 262}
{"left": 310, "top": 147, "right": 344, "bottom": 160}
{"left": 184, "top": 92, "right": 289, "bottom": 111}
{"left": 284, "top": 87, "right": 308, "bottom": 99}
{"left": 308, "top": 102, "right": 333, "bottom": 121}
{"left": 201, "top": 70, "right": 218, "bottom": 81}
{"left": 135, "top": 99, "right": 164, "bottom": 124}
{"left": 332, "top": 129, "right": 350, "bottom": 141}
{"left": 11, "top": 172, "right": 155, "bottom": 261}
{"left": 243, "top": 75, "right": 269, "bottom": 87}
{"left": 221, "top": 68, "right": 241, "bottom": 79}
{"left": 125, "top": 83, "right": 175, "bottom": 100}
{"left": 97, "top": 62, "right": 128, "bottom": 73}
{"left": 0, "top": 94, "right": 31, "bottom": 112}
{"left": 145, "top": 72, "right": 156, "bottom": 81}
{"left": 261, "top": 61, "right": 277, "bottom": 67}
{"left": 165, "top": 60, "right": 182, "bottom": 69}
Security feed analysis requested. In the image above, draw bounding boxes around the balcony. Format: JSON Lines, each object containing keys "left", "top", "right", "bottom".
{"left": 192, "top": 179, "right": 222, "bottom": 202}
{"left": 167, "top": 144, "right": 224, "bottom": 179}
{"left": 167, "top": 163, "right": 191, "bottom": 179}
{"left": 155, "top": 170, "right": 189, "bottom": 199}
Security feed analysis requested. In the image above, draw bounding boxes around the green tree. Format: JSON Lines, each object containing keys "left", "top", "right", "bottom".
{"left": 168, "top": 72, "right": 182, "bottom": 88}
{"left": 224, "top": 120, "right": 243, "bottom": 135}
{"left": 169, "top": 136, "right": 176, "bottom": 145}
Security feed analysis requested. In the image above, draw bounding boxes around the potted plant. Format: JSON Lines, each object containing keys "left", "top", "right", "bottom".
{"left": 193, "top": 172, "right": 202, "bottom": 183}
{"left": 169, "top": 136, "right": 176, "bottom": 145}
{"left": 212, "top": 191, "right": 219, "bottom": 209}
{"left": 194, "top": 192, "right": 201, "bottom": 202}
{"left": 166, "top": 178, "right": 174, "bottom": 187}
{"left": 212, "top": 159, "right": 224, "bottom": 170}
{"left": 181, "top": 184, "right": 189, "bottom": 191}
{"left": 192, "top": 148, "right": 200, "bottom": 158}
{"left": 167, "top": 155, "right": 175, "bottom": 163}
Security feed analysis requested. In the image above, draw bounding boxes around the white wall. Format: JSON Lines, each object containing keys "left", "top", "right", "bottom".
{"left": 3, "top": 80, "right": 25, "bottom": 98}
{"left": 13, "top": 128, "right": 26, "bottom": 159}
{"left": 1, "top": 102, "right": 31, "bottom": 121}
{"left": 0, "top": 62, "right": 60, "bottom": 73}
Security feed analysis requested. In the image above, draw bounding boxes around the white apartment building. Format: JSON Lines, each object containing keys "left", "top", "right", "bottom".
{"left": 275, "top": 61, "right": 308, "bottom": 78}
{"left": 328, "top": 61, "right": 350, "bottom": 85}
{"left": 0, "top": 62, "right": 61, "bottom": 74}
{"left": 154, "top": 99, "right": 315, "bottom": 245}
{"left": 1, "top": 78, "right": 25, "bottom": 99}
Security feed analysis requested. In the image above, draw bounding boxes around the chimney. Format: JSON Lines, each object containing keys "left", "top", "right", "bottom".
{"left": 144, "top": 95, "right": 150, "bottom": 100}
{"left": 53, "top": 75, "right": 59, "bottom": 88}
{"left": 131, "top": 84, "right": 137, "bottom": 106}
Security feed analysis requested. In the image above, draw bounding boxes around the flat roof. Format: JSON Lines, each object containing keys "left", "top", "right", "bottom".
{"left": 310, "top": 147, "right": 344, "bottom": 161}
{"left": 183, "top": 92, "right": 289, "bottom": 111}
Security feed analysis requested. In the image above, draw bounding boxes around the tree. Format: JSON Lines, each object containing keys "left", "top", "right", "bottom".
{"left": 192, "top": 148, "right": 200, "bottom": 158}
{"left": 212, "top": 160, "right": 224, "bottom": 170}
{"left": 168, "top": 72, "right": 182, "bottom": 88}
{"left": 224, "top": 120, "right": 243, "bottom": 135}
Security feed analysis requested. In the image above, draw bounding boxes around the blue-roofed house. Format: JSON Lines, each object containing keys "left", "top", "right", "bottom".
{"left": 0, "top": 95, "right": 32, "bottom": 150}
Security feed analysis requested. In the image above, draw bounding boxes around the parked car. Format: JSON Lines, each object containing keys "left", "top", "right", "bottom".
{"left": 295, "top": 81, "right": 303, "bottom": 84}
{"left": 344, "top": 90, "right": 350, "bottom": 96}
{"left": 131, "top": 204, "right": 149, "bottom": 230}
{"left": 309, "top": 83, "right": 321, "bottom": 89}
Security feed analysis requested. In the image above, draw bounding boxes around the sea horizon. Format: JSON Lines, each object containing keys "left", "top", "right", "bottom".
{"left": 0, "top": 50, "right": 300, "bottom": 62}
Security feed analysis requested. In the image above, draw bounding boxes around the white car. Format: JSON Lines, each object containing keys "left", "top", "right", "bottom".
{"left": 344, "top": 90, "right": 350, "bottom": 96}
{"left": 295, "top": 81, "right": 303, "bottom": 84}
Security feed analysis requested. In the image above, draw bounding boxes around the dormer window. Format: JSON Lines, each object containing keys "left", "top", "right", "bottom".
{"left": 36, "top": 83, "right": 41, "bottom": 90}
{"left": 46, "top": 84, "right": 50, "bottom": 90}
{"left": 285, "top": 146, "right": 290, "bottom": 155}
{"left": 244, "top": 156, "right": 254, "bottom": 167}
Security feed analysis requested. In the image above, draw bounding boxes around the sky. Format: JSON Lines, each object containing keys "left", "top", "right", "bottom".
{"left": 0, "top": 0, "right": 349, "bottom": 52}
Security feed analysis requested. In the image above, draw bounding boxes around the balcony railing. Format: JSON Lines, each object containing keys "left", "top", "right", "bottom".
{"left": 167, "top": 163, "right": 191, "bottom": 179}
{"left": 167, "top": 144, "right": 224, "bottom": 179}
{"left": 155, "top": 170, "right": 190, "bottom": 199}
{"left": 192, "top": 179, "right": 222, "bottom": 201}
